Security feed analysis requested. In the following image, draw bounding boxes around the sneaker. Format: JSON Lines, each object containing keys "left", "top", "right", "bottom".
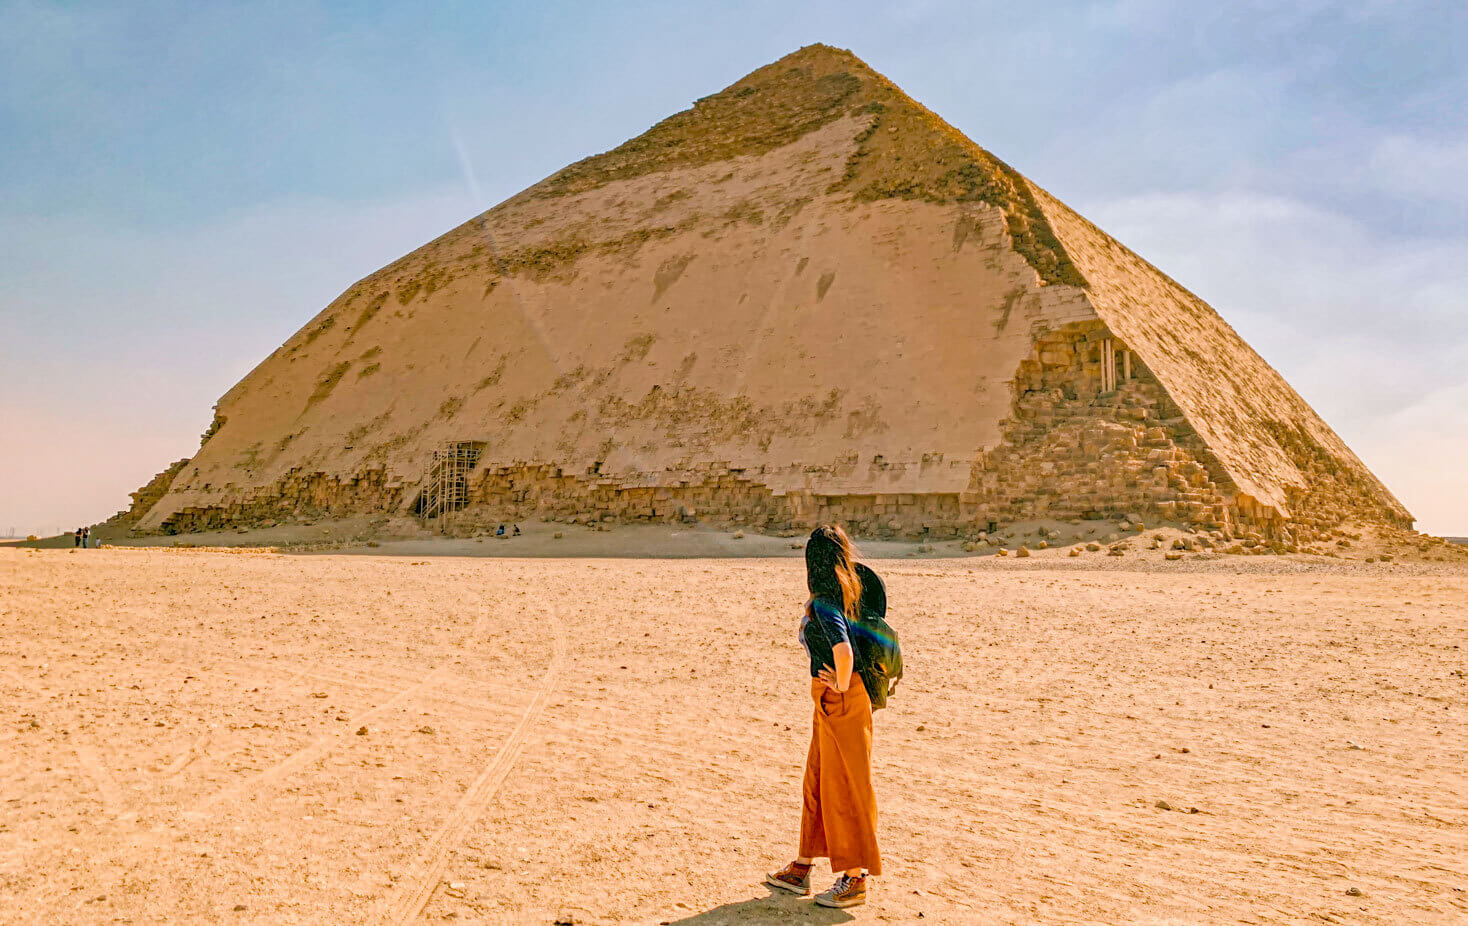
{"left": 814, "top": 874, "right": 867, "bottom": 908}
{"left": 765, "top": 861, "right": 812, "bottom": 895}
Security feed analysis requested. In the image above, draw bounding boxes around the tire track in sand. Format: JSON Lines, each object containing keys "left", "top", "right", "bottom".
{"left": 384, "top": 606, "right": 567, "bottom": 924}
{"left": 193, "top": 606, "right": 498, "bottom": 816}
{"left": 73, "top": 743, "right": 125, "bottom": 816}
{"left": 3, "top": 669, "right": 127, "bottom": 817}
{"left": 193, "top": 667, "right": 446, "bottom": 814}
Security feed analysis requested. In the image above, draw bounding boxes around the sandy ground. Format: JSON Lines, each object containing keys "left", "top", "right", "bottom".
{"left": 2, "top": 546, "right": 1466, "bottom": 925}
{"left": 16, "top": 514, "right": 1468, "bottom": 565}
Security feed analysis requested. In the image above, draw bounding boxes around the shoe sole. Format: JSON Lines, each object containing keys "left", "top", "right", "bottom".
{"left": 765, "top": 875, "right": 811, "bottom": 896}
{"left": 814, "top": 893, "right": 866, "bottom": 908}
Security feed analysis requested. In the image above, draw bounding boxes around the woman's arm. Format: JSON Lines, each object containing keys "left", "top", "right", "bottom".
{"left": 818, "top": 641, "right": 854, "bottom": 693}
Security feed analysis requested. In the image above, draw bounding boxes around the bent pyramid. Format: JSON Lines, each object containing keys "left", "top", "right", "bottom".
{"left": 130, "top": 45, "right": 1410, "bottom": 544}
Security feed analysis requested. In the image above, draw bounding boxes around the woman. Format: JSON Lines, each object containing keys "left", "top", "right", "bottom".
{"left": 766, "top": 524, "right": 881, "bottom": 908}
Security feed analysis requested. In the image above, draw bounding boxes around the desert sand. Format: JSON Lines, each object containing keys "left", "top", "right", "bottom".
{"left": 3, "top": 543, "right": 1465, "bottom": 924}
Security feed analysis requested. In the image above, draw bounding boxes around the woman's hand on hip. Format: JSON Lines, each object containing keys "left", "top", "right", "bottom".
{"left": 817, "top": 664, "right": 847, "bottom": 692}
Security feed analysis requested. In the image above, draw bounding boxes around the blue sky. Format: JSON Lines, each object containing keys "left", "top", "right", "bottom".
{"left": 2, "top": 0, "right": 1465, "bottom": 535}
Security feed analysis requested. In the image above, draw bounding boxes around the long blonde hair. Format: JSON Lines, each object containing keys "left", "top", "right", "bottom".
{"left": 806, "top": 524, "right": 863, "bottom": 620}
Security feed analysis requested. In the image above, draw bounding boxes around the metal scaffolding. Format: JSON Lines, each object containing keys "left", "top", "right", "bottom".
{"left": 420, "top": 441, "right": 482, "bottom": 531}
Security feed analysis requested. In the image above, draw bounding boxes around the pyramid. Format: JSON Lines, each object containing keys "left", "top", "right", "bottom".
{"left": 128, "top": 45, "right": 1411, "bottom": 544}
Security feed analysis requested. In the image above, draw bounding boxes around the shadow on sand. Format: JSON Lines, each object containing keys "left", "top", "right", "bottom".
{"left": 659, "top": 885, "right": 856, "bottom": 924}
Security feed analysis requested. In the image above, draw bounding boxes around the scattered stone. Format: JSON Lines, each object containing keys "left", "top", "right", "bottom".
{"left": 416, "top": 726, "right": 435, "bottom": 735}
{"left": 1345, "top": 887, "right": 1363, "bottom": 897}
{"left": 553, "top": 531, "right": 564, "bottom": 540}
{"left": 732, "top": 530, "right": 744, "bottom": 540}
{"left": 1085, "top": 542, "right": 1102, "bottom": 552}
{"left": 355, "top": 726, "right": 368, "bottom": 736}
{"left": 1016, "top": 546, "right": 1031, "bottom": 557}
{"left": 1165, "top": 552, "right": 1183, "bottom": 561}
{"left": 1154, "top": 799, "right": 1173, "bottom": 811}
{"left": 1068, "top": 547, "right": 1081, "bottom": 557}
{"left": 310, "top": 692, "right": 327, "bottom": 699}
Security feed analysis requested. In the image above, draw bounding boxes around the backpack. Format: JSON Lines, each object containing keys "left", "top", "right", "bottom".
{"left": 852, "top": 563, "right": 903, "bottom": 710}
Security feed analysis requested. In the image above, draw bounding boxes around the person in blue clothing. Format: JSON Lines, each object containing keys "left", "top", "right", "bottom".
{"left": 765, "top": 524, "right": 881, "bottom": 909}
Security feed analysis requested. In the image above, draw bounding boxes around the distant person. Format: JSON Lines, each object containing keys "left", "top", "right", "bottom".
{"left": 766, "top": 524, "right": 882, "bottom": 908}
{"left": 82, "top": 527, "right": 91, "bottom": 548}
{"left": 512, "top": 524, "right": 521, "bottom": 537}
{"left": 73, "top": 528, "right": 82, "bottom": 548}
{"left": 496, "top": 524, "right": 506, "bottom": 537}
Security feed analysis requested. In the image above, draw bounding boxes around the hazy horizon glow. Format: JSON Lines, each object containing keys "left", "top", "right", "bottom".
{"left": 2, "top": 1, "right": 1465, "bottom": 536}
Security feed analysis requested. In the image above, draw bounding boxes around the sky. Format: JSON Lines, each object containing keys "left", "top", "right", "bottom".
{"left": 1, "top": 0, "right": 1465, "bottom": 537}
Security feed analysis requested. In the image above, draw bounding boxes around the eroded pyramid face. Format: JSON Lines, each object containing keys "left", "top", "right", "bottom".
{"left": 128, "top": 45, "right": 1409, "bottom": 541}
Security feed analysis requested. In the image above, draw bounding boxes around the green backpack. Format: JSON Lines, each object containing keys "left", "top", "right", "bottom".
{"left": 852, "top": 563, "right": 903, "bottom": 710}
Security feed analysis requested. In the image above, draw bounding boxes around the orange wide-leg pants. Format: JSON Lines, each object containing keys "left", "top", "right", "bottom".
{"left": 798, "top": 677, "right": 882, "bottom": 875}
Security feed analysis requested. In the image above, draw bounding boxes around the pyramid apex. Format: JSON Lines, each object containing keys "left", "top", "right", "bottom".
{"left": 772, "top": 43, "right": 868, "bottom": 64}
{"left": 539, "top": 43, "right": 1084, "bottom": 287}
